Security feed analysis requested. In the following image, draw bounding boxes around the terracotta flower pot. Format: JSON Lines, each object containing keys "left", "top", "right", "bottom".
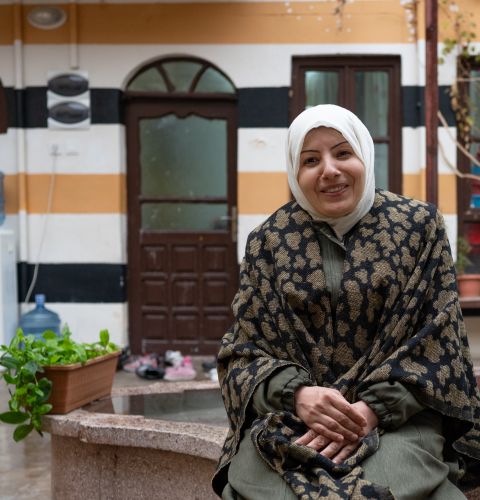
{"left": 457, "top": 274, "right": 480, "bottom": 298}
{"left": 42, "top": 351, "right": 120, "bottom": 414}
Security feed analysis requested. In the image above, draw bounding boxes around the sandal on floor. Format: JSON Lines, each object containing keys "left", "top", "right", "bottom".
{"left": 135, "top": 364, "right": 165, "bottom": 380}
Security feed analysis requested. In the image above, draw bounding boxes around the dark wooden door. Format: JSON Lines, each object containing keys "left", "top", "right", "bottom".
{"left": 126, "top": 98, "right": 238, "bottom": 355}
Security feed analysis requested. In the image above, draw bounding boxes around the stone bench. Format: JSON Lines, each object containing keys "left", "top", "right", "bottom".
{"left": 43, "top": 381, "right": 225, "bottom": 500}
{"left": 43, "top": 380, "right": 480, "bottom": 499}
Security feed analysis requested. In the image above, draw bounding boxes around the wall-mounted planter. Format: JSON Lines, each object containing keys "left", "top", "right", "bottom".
{"left": 42, "top": 351, "right": 120, "bottom": 414}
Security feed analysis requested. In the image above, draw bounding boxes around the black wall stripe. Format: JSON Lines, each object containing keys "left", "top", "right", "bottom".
{"left": 14, "top": 263, "right": 480, "bottom": 313}
{"left": 17, "top": 263, "right": 126, "bottom": 303}
{"left": 4, "top": 85, "right": 456, "bottom": 129}
{"left": 401, "top": 86, "right": 455, "bottom": 128}
{"left": 90, "top": 89, "right": 123, "bottom": 124}
{"left": 5, "top": 88, "right": 123, "bottom": 128}
{"left": 5, "top": 88, "right": 17, "bottom": 128}
{"left": 238, "top": 87, "right": 290, "bottom": 127}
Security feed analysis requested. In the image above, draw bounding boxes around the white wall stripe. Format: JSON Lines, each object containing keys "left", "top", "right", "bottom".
{"left": 2, "top": 42, "right": 458, "bottom": 89}
{"left": 0, "top": 126, "right": 127, "bottom": 175}
{"left": 0, "top": 127, "right": 460, "bottom": 176}
{"left": 22, "top": 44, "right": 72, "bottom": 87}
{"left": 22, "top": 125, "right": 125, "bottom": 175}
{"left": 412, "top": 41, "right": 458, "bottom": 87}
{"left": 402, "top": 126, "right": 458, "bottom": 175}
{"left": 24, "top": 213, "right": 126, "bottom": 263}
{"left": 2, "top": 214, "right": 19, "bottom": 239}
{"left": 0, "top": 46, "right": 15, "bottom": 87}
{"left": 11, "top": 43, "right": 423, "bottom": 88}
{"left": 238, "top": 127, "right": 458, "bottom": 177}
{"left": 402, "top": 127, "right": 423, "bottom": 175}
{"left": 444, "top": 214, "right": 457, "bottom": 261}
{"left": 19, "top": 302, "right": 128, "bottom": 346}
{"left": 0, "top": 128, "right": 17, "bottom": 175}
{"left": 238, "top": 128, "right": 287, "bottom": 172}
{"left": 438, "top": 126, "right": 458, "bottom": 175}
{"left": 2, "top": 214, "right": 127, "bottom": 264}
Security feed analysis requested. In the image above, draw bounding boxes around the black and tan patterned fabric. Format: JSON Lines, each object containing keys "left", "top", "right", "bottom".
{"left": 213, "top": 190, "right": 480, "bottom": 499}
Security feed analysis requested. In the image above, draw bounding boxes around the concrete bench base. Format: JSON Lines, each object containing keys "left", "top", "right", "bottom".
{"left": 51, "top": 434, "right": 217, "bottom": 500}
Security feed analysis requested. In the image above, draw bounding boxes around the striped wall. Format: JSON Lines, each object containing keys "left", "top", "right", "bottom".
{"left": 0, "top": 0, "right": 475, "bottom": 346}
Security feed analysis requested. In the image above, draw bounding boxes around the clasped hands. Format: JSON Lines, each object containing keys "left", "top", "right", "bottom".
{"left": 294, "top": 386, "right": 378, "bottom": 464}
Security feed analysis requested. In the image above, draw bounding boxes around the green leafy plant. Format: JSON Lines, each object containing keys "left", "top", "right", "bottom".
{"left": 456, "top": 236, "right": 472, "bottom": 275}
{"left": 0, "top": 326, "right": 119, "bottom": 441}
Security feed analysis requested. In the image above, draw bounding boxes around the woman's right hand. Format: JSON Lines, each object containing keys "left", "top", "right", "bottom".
{"left": 294, "top": 386, "right": 367, "bottom": 442}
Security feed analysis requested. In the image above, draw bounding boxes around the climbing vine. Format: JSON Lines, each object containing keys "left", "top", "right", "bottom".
{"left": 333, "top": 0, "right": 349, "bottom": 31}
{"left": 439, "top": 0, "right": 479, "bottom": 148}
{"left": 399, "top": 0, "right": 418, "bottom": 42}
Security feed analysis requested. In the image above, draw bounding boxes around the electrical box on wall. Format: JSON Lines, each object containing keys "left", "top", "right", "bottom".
{"left": 47, "top": 71, "right": 90, "bottom": 129}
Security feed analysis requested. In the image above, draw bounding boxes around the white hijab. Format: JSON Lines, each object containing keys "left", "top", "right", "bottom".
{"left": 286, "top": 104, "right": 376, "bottom": 239}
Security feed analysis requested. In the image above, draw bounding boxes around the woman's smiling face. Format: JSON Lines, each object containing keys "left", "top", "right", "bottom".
{"left": 297, "top": 127, "right": 365, "bottom": 218}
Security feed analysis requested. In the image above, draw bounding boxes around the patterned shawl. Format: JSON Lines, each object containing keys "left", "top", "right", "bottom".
{"left": 213, "top": 190, "right": 480, "bottom": 499}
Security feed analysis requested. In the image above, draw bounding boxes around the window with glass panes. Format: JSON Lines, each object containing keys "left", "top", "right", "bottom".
{"left": 457, "top": 60, "right": 480, "bottom": 272}
{"left": 291, "top": 56, "right": 402, "bottom": 193}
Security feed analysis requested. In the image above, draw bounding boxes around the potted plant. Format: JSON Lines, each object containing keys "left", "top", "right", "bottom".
{"left": 456, "top": 236, "right": 480, "bottom": 297}
{"left": 0, "top": 327, "right": 120, "bottom": 441}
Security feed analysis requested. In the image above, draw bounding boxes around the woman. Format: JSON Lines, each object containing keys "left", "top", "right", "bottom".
{"left": 213, "top": 105, "right": 480, "bottom": 499}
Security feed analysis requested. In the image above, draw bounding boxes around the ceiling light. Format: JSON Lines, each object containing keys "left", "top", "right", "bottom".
{"left": 27, "top": 6, "right": 67, "bottom": 30}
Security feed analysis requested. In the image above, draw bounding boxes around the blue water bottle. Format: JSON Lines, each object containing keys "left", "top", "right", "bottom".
{"left": 19, "top": 294, "right": 61, "bottom": 340}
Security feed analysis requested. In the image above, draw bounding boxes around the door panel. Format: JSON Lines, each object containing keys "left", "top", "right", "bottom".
{"left": 127, "top": 99, "right": 237, "bottom": 354}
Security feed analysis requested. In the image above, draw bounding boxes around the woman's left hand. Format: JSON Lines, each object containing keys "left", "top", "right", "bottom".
{"left": 295, "top": 400, "right": 379, "bottom": 464}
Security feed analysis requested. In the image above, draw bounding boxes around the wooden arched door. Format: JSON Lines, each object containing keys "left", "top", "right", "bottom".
{"left": 125, "top": 58, "right": 238, "bottom": 355}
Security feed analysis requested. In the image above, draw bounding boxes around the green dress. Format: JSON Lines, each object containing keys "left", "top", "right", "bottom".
{"left": 222, "top": 223, "right": 466, "bottom": 500}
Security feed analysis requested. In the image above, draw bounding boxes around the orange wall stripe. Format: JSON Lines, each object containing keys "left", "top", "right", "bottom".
{"left": 1, "top": 1, "right": 477, "bottom": 46}
{"left": 437, "top": 0, "right": 479, "bottom": 41}
{"left": 403, "top": 173, "right": 423, "bottom": 203}
{"left": 238, "top": 172, "right": 290, "bottom": 214}
{"left": 5, "top": 174, "right": 126, "bottom": 214}
{"left": 4, "top": 174, "right": 19, "bottom": 214}
{"left": 17, "top": 1, "right": 412, "bottom": 45}
{"left": 0, "top": 6, "right": 14, "bottom": 44}
{"left": 403, "top": 172, "right": 457, "bottom": 214}
{"left": 3, "top": 172, "right": 457, "bottom": 216}
{"left": 438, "top": 173, "right": 457, "bottom": 215}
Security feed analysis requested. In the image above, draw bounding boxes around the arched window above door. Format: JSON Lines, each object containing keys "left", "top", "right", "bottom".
{"left": 126, "top": 58, "right": 236, "bottom": 94}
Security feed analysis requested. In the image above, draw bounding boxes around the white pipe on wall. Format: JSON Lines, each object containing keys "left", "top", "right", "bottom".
{"left": 69, "top": 0, "right": 79, "bottom": 70}
{"left": 13, "top": 0, "right": 29, "bottom": 265}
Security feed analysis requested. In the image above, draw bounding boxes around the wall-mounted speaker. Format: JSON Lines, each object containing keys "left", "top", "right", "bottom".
{"left": 47, "top": 71, "right": 90, "bottom": 129}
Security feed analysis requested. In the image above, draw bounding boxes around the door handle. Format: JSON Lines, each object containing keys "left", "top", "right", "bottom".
{"left": 220, "top": 206, "right": 237, "bottom": 243}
